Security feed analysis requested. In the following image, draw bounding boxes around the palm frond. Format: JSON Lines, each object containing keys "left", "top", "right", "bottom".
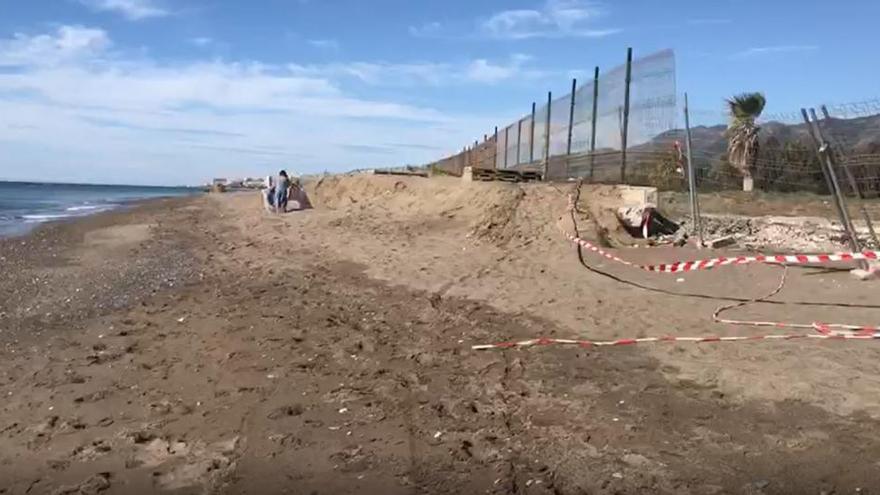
{"left": 726, "top": 92, "right": 766, "bottom": 121}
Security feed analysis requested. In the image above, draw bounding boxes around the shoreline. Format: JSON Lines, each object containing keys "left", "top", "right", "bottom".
{"left": 1, "top": 196, "right": 192, "bottom": 240}
{"left": 0, "top": 196, "right": 203, "bottom": 345}
{"left": 3, "top": 179, "right": 880, "bottom": 493}
{"left": 0, "top": 182, "right": 202, "bottom": 240}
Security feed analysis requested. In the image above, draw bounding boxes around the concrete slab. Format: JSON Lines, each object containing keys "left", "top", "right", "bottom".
{"left": 618, "top": 185, "right": 659, "bottom": 208}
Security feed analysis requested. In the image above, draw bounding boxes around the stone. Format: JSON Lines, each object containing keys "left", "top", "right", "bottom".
{"left": 707, "top": 236, "right": 737, "bottom": 249}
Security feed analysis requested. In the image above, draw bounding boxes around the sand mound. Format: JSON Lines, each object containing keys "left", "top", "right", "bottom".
{"left": 305, "top": 175, "right": 597, "bottom": 249}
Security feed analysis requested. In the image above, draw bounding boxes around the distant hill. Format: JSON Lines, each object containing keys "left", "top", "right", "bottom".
{"left": 648, "top": 113, "right": 880, "bottom": 159}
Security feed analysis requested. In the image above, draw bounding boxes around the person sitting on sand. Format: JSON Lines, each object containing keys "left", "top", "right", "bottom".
{"left": 274, "top": 170, "right": 291, "bottom": 213}
{"left": 286, "top": 177, "right": 311, "bottom": 210}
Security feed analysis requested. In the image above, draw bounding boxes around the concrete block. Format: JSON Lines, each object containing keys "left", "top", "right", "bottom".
{"left": 618, "top": 185, "right": 658, "bottom": 208}
{"left": 851, "top": 261, "right": 880, "bottom": 281}
{"left": 707, "top": 235, "right": 737, "bottom": 249}
{"left": 461, "top": 166, "right": 474, "bottom": 182}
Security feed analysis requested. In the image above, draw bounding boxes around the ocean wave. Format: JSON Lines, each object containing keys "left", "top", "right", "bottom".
{"left": 21, "top": 213, "right": 74, "bottom": 221}
{"left": 66, "top": 204, "right": 115, "bottom": 212}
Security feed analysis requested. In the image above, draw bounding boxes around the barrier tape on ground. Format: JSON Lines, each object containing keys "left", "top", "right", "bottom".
{"left": 560, "top": 195, "right": 879, "bottom": 273}
{"left": 710, "top": 266, "right": 880, "bottom": 334}
{"left": 471, "top": 189, "right": 879, "bottom": 351}
{"left": 471, "top": 263, "right": 880, "bottom": 351}
{"left": 471, "top": 330, "right": 880, "bottom": 351}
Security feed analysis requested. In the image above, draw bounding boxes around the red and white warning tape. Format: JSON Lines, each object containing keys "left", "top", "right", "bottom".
{"left": 559, "top": 195, "right": 879, "bottom": 273}
{"left": 561, "top": 226, "right": 879, "bottom": 274}
{"left": 710, "top": 266, "right": 880, "bottom": 334}
{"left": 470, "top": 192, "right": 879, "bottom": 351}
{"left": 471, "top": 330, "right": 880, "bottom": 351}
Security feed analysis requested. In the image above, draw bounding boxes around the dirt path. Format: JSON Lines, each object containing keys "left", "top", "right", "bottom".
{"left": 2, "top": 176, "right": 880, "bottom": 493}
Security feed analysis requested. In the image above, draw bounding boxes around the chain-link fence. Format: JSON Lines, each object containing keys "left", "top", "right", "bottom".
{"left": 641, "top": 97, "right": 880, "bottom": 253}
{"left": 420, "top": 47, "right": 880, "bottom": 250}
{"left": 425, "top": 49, "right": 679, "bottom": 180}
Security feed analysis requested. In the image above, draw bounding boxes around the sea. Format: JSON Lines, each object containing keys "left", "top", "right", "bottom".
{"left": 0, "top": 181, "right": 200, "bottom": 238}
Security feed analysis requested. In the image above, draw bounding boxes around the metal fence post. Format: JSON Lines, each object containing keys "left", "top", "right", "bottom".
{"left": 543, "top": 91, "right": 552, "bottom": 180}
{"left": 503, "top": 126, "right": 509, "bottom": 169}
{"left": 683, "top": 93, "right": 703, "bottom": 246}
{"left": 566, "top": 78, "right": 577, "bottom": 179}
{"left": 800, "top": 109, "right": 836, "bottom": 197}
{"left": 802, "top": 108, "right": 861, "bottom": 254}
{"left": 529, "top": 102, "right": 536, "bottom": 163}
{"left": 566, "top": 78, "right": 577, "bottom": 155}
{"left": 516, "top": 119, "right": 522, "bottom": 166}
{"left": 819, "top": 105, "right": 879, "bottom": 246}
{"left": 474, "top": 140, "right": 479, "bottom": 168}
{"left": 620, "top": 47, "right": 633, "bottom": 183}
{"left": 493, "top": 126, "right": 498, "bottom": 169}
{"left": 589, "top": 66, "right": 599, "bottom": 181}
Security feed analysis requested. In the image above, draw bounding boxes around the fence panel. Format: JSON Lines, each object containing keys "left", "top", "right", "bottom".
{"left": 820, "top": 99, "right": 880, "bottom": 199}
{"left": 420, "top": 48, "right": 678, "bottom": 181}
{"left": 504, "top": 123, "right": 518, "bottom": 168}
{"left": 626, "top": 49, "right": 678, "bottom": 149}
{"left": 549, "top": 94, "right": 571, "bottom": 157}
{"left": 532, "top": 103, "right": 549, "bottom": 165}
{"left": 570, "top": 79, "right": 595, "bottom": 155}
{"left": 495, "top": 128, "right": 506, "bottom": 169}
{"left": 518, "top": 116, "right": 533, "bottom": 165}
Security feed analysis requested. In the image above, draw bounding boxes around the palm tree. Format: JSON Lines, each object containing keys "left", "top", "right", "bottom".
{"left": 726, "top": 92, "right": 766, "bottom": 191}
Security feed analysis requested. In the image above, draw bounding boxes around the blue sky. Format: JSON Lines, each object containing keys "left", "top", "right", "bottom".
{"left": 0, "top": 0, "right": 878, "bottom": 185}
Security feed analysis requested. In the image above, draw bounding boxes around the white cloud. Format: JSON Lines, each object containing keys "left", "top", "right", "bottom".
{"left": 290, "top": 54, "right": 547, "bottom": 87}
{"left": 190, "top": 37, "right": 213, "bottom": 47}
{"left": 465, "top": 54, "right": 536, "bottom": 84}
{"left": 0, "top": 26, "right": 498, "bottom": 185}
{"left": 290, "top": 60, "right": 449, "bottom": 86}
{"left": 731, "top": 45, "right": 818, "bottom": 59}
{"left": 78, "top": 0, "right": 169, "bottom": 20}
{"left": 0, "top": 26, "right": 111, "bottom": 67}
{"left": 307, "top": 39, "right": 340, "bottom": 50}
{"left": 481, "top": 0, "right": 619, "bottom": 40}
{"left": 408, "top": 22, "right": 443, "bottom": 38}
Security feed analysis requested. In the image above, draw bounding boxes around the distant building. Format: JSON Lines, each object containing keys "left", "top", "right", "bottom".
{"left": 241, "top": 177, "right": 266, "bottom": 189}
{"left": 209, "top": 177, "right": 269, "bottom": 189}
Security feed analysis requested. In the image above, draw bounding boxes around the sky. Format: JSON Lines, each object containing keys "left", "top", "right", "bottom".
{"left": 0, "top": 0, "right": 878, "bottom": 186}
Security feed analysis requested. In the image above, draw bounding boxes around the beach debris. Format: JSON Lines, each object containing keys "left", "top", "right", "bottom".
{"left": 749, "top": 479, "right": 770, "bottom": 490}
{"left": 617, "top": 205, "right": 680, "bottom": 239}
{"left": 707, "top": 235, "right": 737, "bottom": 249}
{"left": 51, "top": 472, "right": 111, "bottom": 495}
{"left": 622, "top": 453, "right": 651, "bottom": 468}
{"left": 851, "top": 262, "right": 880, "bottom": 281}
{"left": 267, "top": 405, "right": 303, "bottom": 419}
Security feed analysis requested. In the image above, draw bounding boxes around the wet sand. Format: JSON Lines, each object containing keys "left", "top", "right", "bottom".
{"left": 2, "top": 178, "right": 880, "bottom": 494}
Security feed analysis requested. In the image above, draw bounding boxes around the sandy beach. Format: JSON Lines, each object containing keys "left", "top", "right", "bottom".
{"left": 2, "top": 175, "right": 880, "bottom": 494}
